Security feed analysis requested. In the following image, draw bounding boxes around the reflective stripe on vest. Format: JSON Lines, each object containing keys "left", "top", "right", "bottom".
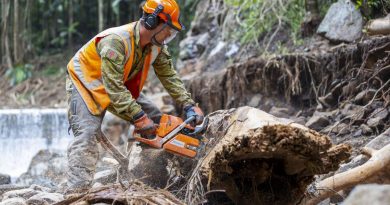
{"left": 67, "top": 22, "right": 161, "bottom": 115}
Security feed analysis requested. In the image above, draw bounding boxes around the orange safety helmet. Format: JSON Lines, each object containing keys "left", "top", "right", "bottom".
{"left": 142, "top": 0, "right": 185, "bottom": 31}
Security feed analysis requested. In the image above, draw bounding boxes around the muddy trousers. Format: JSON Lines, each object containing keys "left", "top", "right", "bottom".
{"left": 66, "top": 87, "right": 162, "bottom": 191}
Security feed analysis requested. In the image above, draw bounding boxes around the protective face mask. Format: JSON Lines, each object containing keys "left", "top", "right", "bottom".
{"left": 151, "top": 24, "right": 178, "bottom": 47}
{"left": 163, "top": 27, "right": 178, "bottom": 45}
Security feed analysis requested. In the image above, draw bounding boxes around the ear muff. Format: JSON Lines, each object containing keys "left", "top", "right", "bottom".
{"left": 144, "top": 4, "right": 164, "bottom": 30}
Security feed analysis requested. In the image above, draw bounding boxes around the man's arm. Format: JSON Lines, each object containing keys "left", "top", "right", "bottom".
{"left": 97, "top": 35, "right": 143, "bottom": 121}
{"left": 153, "top": 46, "right": 195, "bottom": 107}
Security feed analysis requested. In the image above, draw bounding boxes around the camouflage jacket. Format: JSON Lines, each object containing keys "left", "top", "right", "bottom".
{"left": 96, "top": 22, "right": 194, "bottom": 121}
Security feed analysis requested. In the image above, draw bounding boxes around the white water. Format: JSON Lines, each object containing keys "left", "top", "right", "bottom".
{"left": 0, "top": 109, "right": 72, "bottom": 178}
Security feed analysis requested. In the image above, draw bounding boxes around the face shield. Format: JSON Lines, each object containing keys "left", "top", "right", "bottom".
{"left": 163, "top": 26, "right": 178, "bottom": 45}
{"left": 151, "top": 23, "right": 179, "bottom": 47}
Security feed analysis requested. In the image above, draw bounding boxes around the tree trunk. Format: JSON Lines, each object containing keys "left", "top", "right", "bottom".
{"left": 13, "top": 0, "right": 19, "bottom": 63}
{"left": 124, "top": 107, "right": 351, "bottom": 205}
{"left": 1, "top": 0, "right": 13, "bottom": 69}
{"left": 68, "top": 0, "right": 74, "bottom": 48}
{"left": 184, "top": 107, "right": 351, "bottom": 205}
{"left": 98, "top": 0, "right": 104, "bottom": 32}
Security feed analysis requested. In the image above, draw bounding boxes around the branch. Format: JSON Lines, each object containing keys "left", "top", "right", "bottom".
{"left": 302, "top": 143, "right": 390, "bottom": 205}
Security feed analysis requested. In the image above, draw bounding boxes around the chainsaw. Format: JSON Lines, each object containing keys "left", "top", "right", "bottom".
{"left": 134, "top": 114, "right": 209, "bottom": 158}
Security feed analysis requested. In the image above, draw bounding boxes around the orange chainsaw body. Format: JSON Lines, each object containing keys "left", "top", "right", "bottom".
{"left": 135, "top": 114, "right": 201, "bottom": 158}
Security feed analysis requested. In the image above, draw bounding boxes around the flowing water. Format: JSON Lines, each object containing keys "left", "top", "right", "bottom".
{"left": 0, "top": 109, "right": 72, "bottom": 178}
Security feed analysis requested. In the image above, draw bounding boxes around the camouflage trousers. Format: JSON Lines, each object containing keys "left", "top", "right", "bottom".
{"left": 65, "top": 81, "right": 162, "bottom": 192}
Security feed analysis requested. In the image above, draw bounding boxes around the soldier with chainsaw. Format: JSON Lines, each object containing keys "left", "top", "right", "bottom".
{"left": 65, "top": 0, "right": 204, "bottom": 193}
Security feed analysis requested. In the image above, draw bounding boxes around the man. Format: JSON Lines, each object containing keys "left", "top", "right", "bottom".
{"left": 65, "top": 0, "right": 204, "bottom": 193}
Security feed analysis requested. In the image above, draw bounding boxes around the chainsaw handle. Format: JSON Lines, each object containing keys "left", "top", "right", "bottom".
{"left": 184, "top": 115, "right": 196, "bottom": 124}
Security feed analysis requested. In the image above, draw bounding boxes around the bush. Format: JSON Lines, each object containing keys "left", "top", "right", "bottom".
{"left": 5, "top": 64, "right": 33, "bottom": 86}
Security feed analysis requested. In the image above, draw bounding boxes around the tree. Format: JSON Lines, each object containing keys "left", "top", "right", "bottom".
{"left": 98, "top": 0, "right": 104, "bottom": 32}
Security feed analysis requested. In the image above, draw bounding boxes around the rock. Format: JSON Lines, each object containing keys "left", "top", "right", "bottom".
{"left": 323, "top": 123, "right": 350, "bottom": 135}
{"left": 342, "top": 184, "right": 390, "bottom": 205}
{"left": 2, "top": 188, "right": 39, "bottom": 200}
{"left": 365, "top": 127, "right": 390, "bottom": 149}
{"left": 341, "top": 103, "right": 364, "bottom": 120}
{"left": 337, "top": 155, "right": 368, "bottom": 174}
{"left": 0, "top": 198, "right": 26, "bottom": 205}
{"left": 290, "top": 116, "right": 306, "bottom": 125}
{"left": 317, "top": 0, "right": 363, "bottom": 42}
{"left": 367, "top": 108, "right": 389, "bottom": 128}
{"left": 225, "top": 43, "right": 239, "bottom": 58}
{"left": 26, "top": 192, "right": 64, "bottom": 205}
{"left": 0, "top": 173, "right": 10, "bottom": 185}
{"left": 360, "top": 124, "right": 373, "bottom": 135}
{"left": 269, "top": 106, "right": 295, "bottom": 118}
{"left": 16, "top": 150, "right": 67, "bottom": 188}
{"left": 354, "top": 89, "right": 376, "bottom": 105}
{"left": 248, "top": 94, "right": 262, "bottom": 107}
{"left": 305, "top": 112, "right": 330, "bottom": 130}
{"left": 93, "top": 169, "right": 116, "bottom": 185}
{"left": 178, "top": 33, "right": 209, "bottom": 61}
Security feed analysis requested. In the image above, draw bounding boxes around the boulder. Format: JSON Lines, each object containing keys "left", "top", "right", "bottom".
{"left": 317, "top": 0, "right": 363, "bottom": 42}
{"left": 342, "top": 184, "right": 390, "bottom": 205}
{"left": 269, "top": 106, "right": 295, "bottom": 118}
{"left": 367, "top": 108, "right": 389, "bottom": 128}
{"left": 341, "top": 103, "right": 364, "bottom": 119}
{"left": 25, "top": 192, "right": 64, "bottom": 205}
{"left": 16, "top": 150, "right": 67, "bottom": 188}
{"left": 0, "top": 173, "right": 10, "bottom": 185}
{"left": 2, "top": 188, "right": 39, "bottom": 200}
{"left": 305, "top": 114, "right": 330, "bottom": 130}
{"left": 0, "top": 198, "right": 26, "bottom": 205}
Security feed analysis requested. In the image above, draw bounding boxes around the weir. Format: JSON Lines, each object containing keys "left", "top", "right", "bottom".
{"left": 0, "top": 109, "right": 72, "bottom": 177}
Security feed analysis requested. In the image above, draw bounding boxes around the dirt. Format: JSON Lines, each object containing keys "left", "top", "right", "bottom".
{"left": 0, "top": 54, "right": 70, "bottom": 109}
{"left": 184, "top": 35, "right": 390, "bottom": 157}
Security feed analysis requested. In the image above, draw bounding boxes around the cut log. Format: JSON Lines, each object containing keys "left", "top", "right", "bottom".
{"left": 184, "top": 107, "right": 351, "bottom": 205}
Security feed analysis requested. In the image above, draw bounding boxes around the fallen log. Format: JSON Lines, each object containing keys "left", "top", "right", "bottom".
{"left": 184, "top": 107, "right": 351, "bottom": 205}
{"left": 366, "top": 15, "right": 390, "bottom": 36}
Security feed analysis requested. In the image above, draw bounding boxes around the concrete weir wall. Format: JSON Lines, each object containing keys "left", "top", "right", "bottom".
{"left": 0, "top": 109, "right": 72, "bottom": 177}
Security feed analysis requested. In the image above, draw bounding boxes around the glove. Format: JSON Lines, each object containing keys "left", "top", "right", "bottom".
{"left": 133, "top": 111, "right": 156, "bottom": 138}
{"left": 184, "top": 105, "right": 204, "bottom": 126}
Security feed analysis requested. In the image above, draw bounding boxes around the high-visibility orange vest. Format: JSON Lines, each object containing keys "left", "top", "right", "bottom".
{"left": 67, "top": 22, "right": 161, "bottom": 115}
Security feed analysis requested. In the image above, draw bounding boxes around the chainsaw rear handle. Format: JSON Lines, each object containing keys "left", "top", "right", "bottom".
{"left": 184, "top": 115, "right": 196, "bottom": 124}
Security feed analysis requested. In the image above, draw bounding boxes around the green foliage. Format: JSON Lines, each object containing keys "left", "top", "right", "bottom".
{"left": 225, "top": 0, "right": 306, "bottom": 48}
{"left": 355, "top": 0, "right": 381, "bottom": 9}
{"left": 5, "top": 64, "right": 33, "bottom": 86}
{"left": 41, "top": 66, "right": 64, "bottom": 76}
{"left": 354, "top": 0, "right": 390, "bottom": 18}
{"left": 50, "top": 22, "right": 80, "bottom": 48}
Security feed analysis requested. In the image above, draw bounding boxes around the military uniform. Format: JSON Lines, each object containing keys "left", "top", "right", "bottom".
{"left": 65, "top": 21, "right": 194, "bottom": 192}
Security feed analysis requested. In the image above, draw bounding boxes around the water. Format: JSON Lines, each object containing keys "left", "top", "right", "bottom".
{"left": 0, "top": 109, "right": 72, "bottom": 178}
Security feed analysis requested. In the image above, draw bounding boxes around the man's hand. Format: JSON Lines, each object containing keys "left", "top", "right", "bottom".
{"left": 133, "top": 111, "right": 157, "bottom": 138}
{"left": 184, "top": 105, "right": 204, "bottom": 126}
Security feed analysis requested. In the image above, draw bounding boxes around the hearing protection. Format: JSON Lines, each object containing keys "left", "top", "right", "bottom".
{"left": 144, "top": 4, "right": 164, "bottom": 30}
